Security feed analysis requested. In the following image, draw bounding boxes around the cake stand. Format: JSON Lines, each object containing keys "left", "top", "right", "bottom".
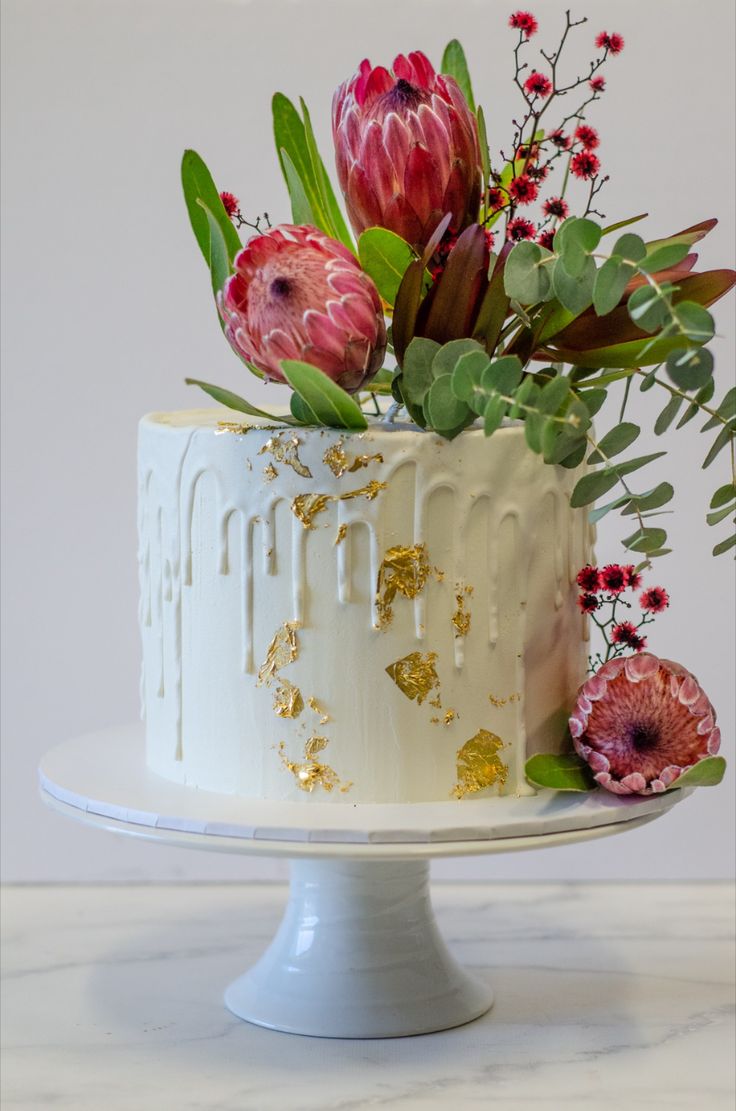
{"left": 39, "top": 724, "right": 688, "bottom": 1039}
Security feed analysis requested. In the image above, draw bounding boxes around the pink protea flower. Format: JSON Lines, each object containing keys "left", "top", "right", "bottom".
{"left": 332, "top": 51, "right": 482, "bottom": 252}
{"left": 219, "top": 224, "right": 386, "bottom": 392}
{"left": 569, "top": 653, "right": 721, "bottom": 796}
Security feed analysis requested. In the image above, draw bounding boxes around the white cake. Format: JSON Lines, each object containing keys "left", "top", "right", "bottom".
{"left": 138, "top": 408, "right": 592, "bottom": 803}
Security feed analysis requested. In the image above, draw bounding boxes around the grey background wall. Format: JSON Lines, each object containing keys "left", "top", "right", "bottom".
{"left": 2, "top": 0, "right": 734, "bottom": 882}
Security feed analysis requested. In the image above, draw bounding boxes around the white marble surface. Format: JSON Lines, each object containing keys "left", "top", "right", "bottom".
{"left": 2, "top": 882, "right": 734, "bottom": 1109}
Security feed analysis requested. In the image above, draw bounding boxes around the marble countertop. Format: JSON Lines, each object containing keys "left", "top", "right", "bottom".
{"left": 2, "top": 882, "right": 734, "bottom": 1109}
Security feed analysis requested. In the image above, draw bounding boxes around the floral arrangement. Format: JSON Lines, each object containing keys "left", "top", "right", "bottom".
{"left": 181, "top": 10, "right": 735, "bottom": 564}
{"left": 180, "top": 12, "right": 729, "bottom": 799}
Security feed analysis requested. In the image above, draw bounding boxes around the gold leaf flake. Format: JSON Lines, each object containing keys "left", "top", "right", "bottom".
{"left": 375, "top": 543, "right": 432, "bottom": 629}
{"left": 452, "top": 729, "right": 508, "bottom": 799}
{"left": 278, "top": 737, "right": 351, "bottom": 794}
{"left": 308, "top": 696, "right": 330, "bottom": 724}
{"left": 428, "top": 695, "right": 443, "bottom": 710}
{"left": 488, "top": 692, "right": 521, "bottom": 708}
{"left": 263, "top": 462, "right": 278, "bottom": 482}
{"left": 216, "top": 421, "right": 252, "bottom": 435}
{"left": 444, "top": 709, "right": 456, "bottom": 724}
{"left": 272, "top": 679, "right": 304, "bottom": 719}
{"left": 323, "top": 441, "right": 384, "bottom": 477}
{"left": 334, "top": 524, "right": 348, "bottom": 546}
{"left": 452, "top": 585, "right": 473, "bottom": 638}
{"left": 385, "top": 651, "right": 440, "bottom": 704}
{"left": 259, "top": 433, "right": 312, "bottom": 478}
{"left": 430, "top": 716, "right": 440, "bottom": 724}
{"left": 291, "top": 493, "right": 331, "bottom": 529}
{"left": 338, "top": 479, "right": 387, "bottom": 502}
{"left": 257, "top": 621, "right": 299, "bottom": 686}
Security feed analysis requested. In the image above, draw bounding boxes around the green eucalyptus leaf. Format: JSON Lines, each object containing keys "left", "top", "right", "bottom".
{"left": 620, "top": 482, "right": 675, "bottom": 514}
{"left": 654, "top": 394, "right": 684, "bottom": 435}
{"left": 537, "top": 375, "right": 570, "bottom": 415}
{"left": 587, "top": 422, "right": 640, "bottom": 463}
{"left": 710, "top": 484, "right": 736, "bottom": 509}
{"left": 525, "top": 753, "right": 596, "bottom": 792}
{"left": 667, "top": 756, "right": 727, "bottom": 790}
{"left": 431, "top": 338, "right": 485, "bottom": 379}
{"left": 358, "top": 228, "right": 416, "bottom": 307}
{"left": 425, "top": 375, "right": 473, "bottom": 435}
{"left": 627, "top": 283, "right": 673, "bottom": 333}
{"left": 666, "top": 345, "right": 714, "bottom": 391}
{"left": 504, "top": 241, "right": 553, "bottom": 303}
{"left": 181, "top": 149, "right": 242, "bottom": 267}
{"left": 593, "top": 256, "right": 635, "bottom": 316}
{"left": 559, "top": 441, "right": 587, "bottom": 468}
{"left": 676, "top": 379, "right": 716, "bottom": 429}
{"left": 701, "top": 388, "right": 736, "bottom": 431}
{"left": 611, "top": 451, "right": 667, "bottom": 478}
{"left": 280, "top": 359, "right": 368, "bottom": 430}
{"left": 481, "top": 355, "right": 523, "bottom": 396}
{"left": 185, "top": 378, "right": 293, "bottom": 424}
{"left": 452, "top": 349, "right": 491, "bottom": 403}
{"left": 640, "top": 241, "right": 690, "bottom": 273}
{"left": 703, "top": 423, "right": 735, "bottom": 469}
{"left": 706, "top": 503, "right": 735, "bottom": 527}
{"left": 484, "top": 394, "right": 508, "bottom": 436}
{"left": 622, "top": 526, "right": 668, "bottom": 552}
{"left": 589, "top": 492, "right": 631, "bottom": 523}
{"left": 713, "top": 534, "right": 736, "bottom": 556}
{"left": 441, "top": 39, "right": 475, "bottom": 111}
{"left": 674, "top": 301, "right": 715, "bottom": 344}
{"left": 508, "top": 375, "right": 539, "bottom": 420}
{"left": 402, "top": 337, "right": 442, "bottom": 409}
{"left": 552, "top": 255, "right": 597, "bottom": 316}
{"left": 570, "top": 469, "right": 621, "bottom": 507}
{"left": 577, "top": 387, "right": 607, "bottom": 416}
{"left": 612, "top": 232, "right": 647, "bottom": 263}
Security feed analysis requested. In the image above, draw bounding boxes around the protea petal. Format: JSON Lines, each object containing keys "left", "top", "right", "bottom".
{"left": 570, "top": 653, "right": 720, "bottom": 796}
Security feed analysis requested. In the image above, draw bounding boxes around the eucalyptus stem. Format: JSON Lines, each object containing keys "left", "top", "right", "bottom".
{"left": 584, "top": 430, "right": 652, "bottom": 568}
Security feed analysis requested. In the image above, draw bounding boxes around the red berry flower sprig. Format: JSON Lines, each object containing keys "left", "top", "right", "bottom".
{"left": 575, "top": 563, "right": 670, "bottom": 671}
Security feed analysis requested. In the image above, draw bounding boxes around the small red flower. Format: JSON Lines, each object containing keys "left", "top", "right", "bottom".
{"left": 543, "top": 196, "right": 569, "bottom": 219}
{"left": 570, "top": 151, "right": 601, "bottom": 179}
{"left": 509, "top": 175, "right": 539, "bottom": 205}
{"left": 576, "top": 565, "right": 602, "bottom": 592}
{"left": 524, "top": 71, "right": 552, "bottom": 98}
{"left": 509, "top": 10, "right": 538, "bottom": 37}
{"left": 640, "top": 587, "right": 670, "bottom": 614}
{"left": 220, "top": 191, "right": 240, "bottom": 219}
{"left": 515, "top": 140, "right": 540, "bottom": 163}
{"left": 612, "top": 622, "right": 647, "bottom": 651}
{"left": 548, "top": 129, "right": 571, "bottom": 150}
{"left": 507, "top": 217, "right": 536, "bottom": 241}
{"left": 623, "top": 564, "right": 642, "bottom": 590}
{"left": 589, "top": 76, "right": 606, "bottom": 92}
{"left": 601, "top": 564, "right": 627, "bottom": 593}
{"left": 527, "top": 163, "right": 549, "bottom": 181}
{"left": 487, "top": 186, "right": 508, "bottom": 211}
{"left": 575, "top": 125, "right": 600, "bottom": 150}
{"left": 596, "top": 31, "right": 624, "bottom": 54}
{"left": 537, "top": 229, "right": 555, "bottom": 250}
{"left": 484, "top": 229, "right": 496, "bottom": 252}
{"left": 578, "top": 593, "right": 600, "bottom": 614}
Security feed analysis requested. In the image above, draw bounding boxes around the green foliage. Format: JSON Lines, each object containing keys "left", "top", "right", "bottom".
{"left": 272, "top": 93, "right": 353, "bottom": 249}
{"left": 358, "top": 229, "right": 417, "bottom": 307}
{"left": 668, "top": 757, "right": 727, "bottom": 790}
{"left": 504, "top": 241, "right": 554, "bottom": 303}
{"left": 184, "top": 378, "right": 293, "bottom": 424}
{"left": 280, "top": 360, "right": 368, "bottom": 429}
{"left": 440, "top": 39, "right": 475, "bottom": 111}
{"left": 181, "top": 149, "right": 242, "bottom": 271}
{"left": 524, "top": 753, "right": 596, "bottom": 792}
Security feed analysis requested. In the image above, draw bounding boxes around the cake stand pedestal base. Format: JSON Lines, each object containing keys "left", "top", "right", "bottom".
{"left": 224, "top": 858, "right": 491, "bottom": 1038}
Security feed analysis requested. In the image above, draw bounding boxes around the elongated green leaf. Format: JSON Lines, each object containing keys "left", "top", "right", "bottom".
{"left": 706, "top": 503, "right": 735, "bottom": 527}
{"left": 525, "top": 753, "right": 596, "bottom": 792}
{"left": 290, "top": 391, "right": 320, "bottom": 425}
{"left": 441, "top": 39, "right": 475, "bottom": 111}
{"left": 645, "top": 217, "right": 718, "bottom": 253}
{"left": 654, "top": 394, "right": 684, "bottom": 435}
{"left": 589, "top": 492, "right": 631, "bottom": 523}
{"left": 612, "top": 451, "right": 667, "bottom": 478}
{"left": 299, "top": 97, "right": 354, "bottom": 249}
{"left": 477, "top": 105, "right": 490, "bottom": 188}
{"left": 621, "top": 482, "right": 674, "bottom": 514}
{"left": 358, "top": 228, "right": 416, "bottom": 307}
{"left": 185, "top": 378, "right": 292, "bottom": 423}
{"left": 641, "top": 241, "right": 690, "bottom": 273}
{"left": 601, "top": 213, "right": 648, "bottom": 236}
{"left": 713, "top": 534, "right": 736, "bottom": 556}
{"left": 181, "top": 149, "right": 241, "bottom": 267}
{"left": 587, "top": 422, "right": 640, "bottom": 463}
{"left": 710, "top": 484, "right": 736, "bottom": 509}
{"left": 677, "top": 379, "right": 715, "bottom": 429}
{"left": 701, "top": 388, "right": 736, "bottom": 430}
{"left": 197, "top": 200, "right": 230, "bottom": 298}
{"left": 668, "top": 756, "right": 727, "bottom": 789}
{"left": 570, "top": 469, "right": 621, "bottom": 507}
{"left": 280, "top": 148, "right": 317, "bottom": 226}
{"left": 593, "top": 257, "right": 634, "bottom": 316}
{"left": 484, "top": 394, "right": 508, "bottom": 435}
{"left": 703, "top": 423, "right": 735, "bottom": 468}
{"left": 280, "top": 360, "right": 368, "bottom": 429}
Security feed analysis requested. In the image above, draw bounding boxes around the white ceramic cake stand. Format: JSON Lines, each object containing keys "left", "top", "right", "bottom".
{"left": 39, "top": 724, "right": 688, "bottom": 1039}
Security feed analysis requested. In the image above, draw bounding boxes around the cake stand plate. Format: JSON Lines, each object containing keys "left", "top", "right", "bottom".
{"left": 40, "top": 725, "right": 688, "bottom": 1039}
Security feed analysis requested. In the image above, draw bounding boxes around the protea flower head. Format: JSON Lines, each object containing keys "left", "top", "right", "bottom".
{"left": 219, "top": 224, "right": 386, "bottom": 392}
{"left": 332, "top": 51, "right": 482, "bottom": 252}
{"left": 569, "top": 653, "right": 721, "bottom": 795}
